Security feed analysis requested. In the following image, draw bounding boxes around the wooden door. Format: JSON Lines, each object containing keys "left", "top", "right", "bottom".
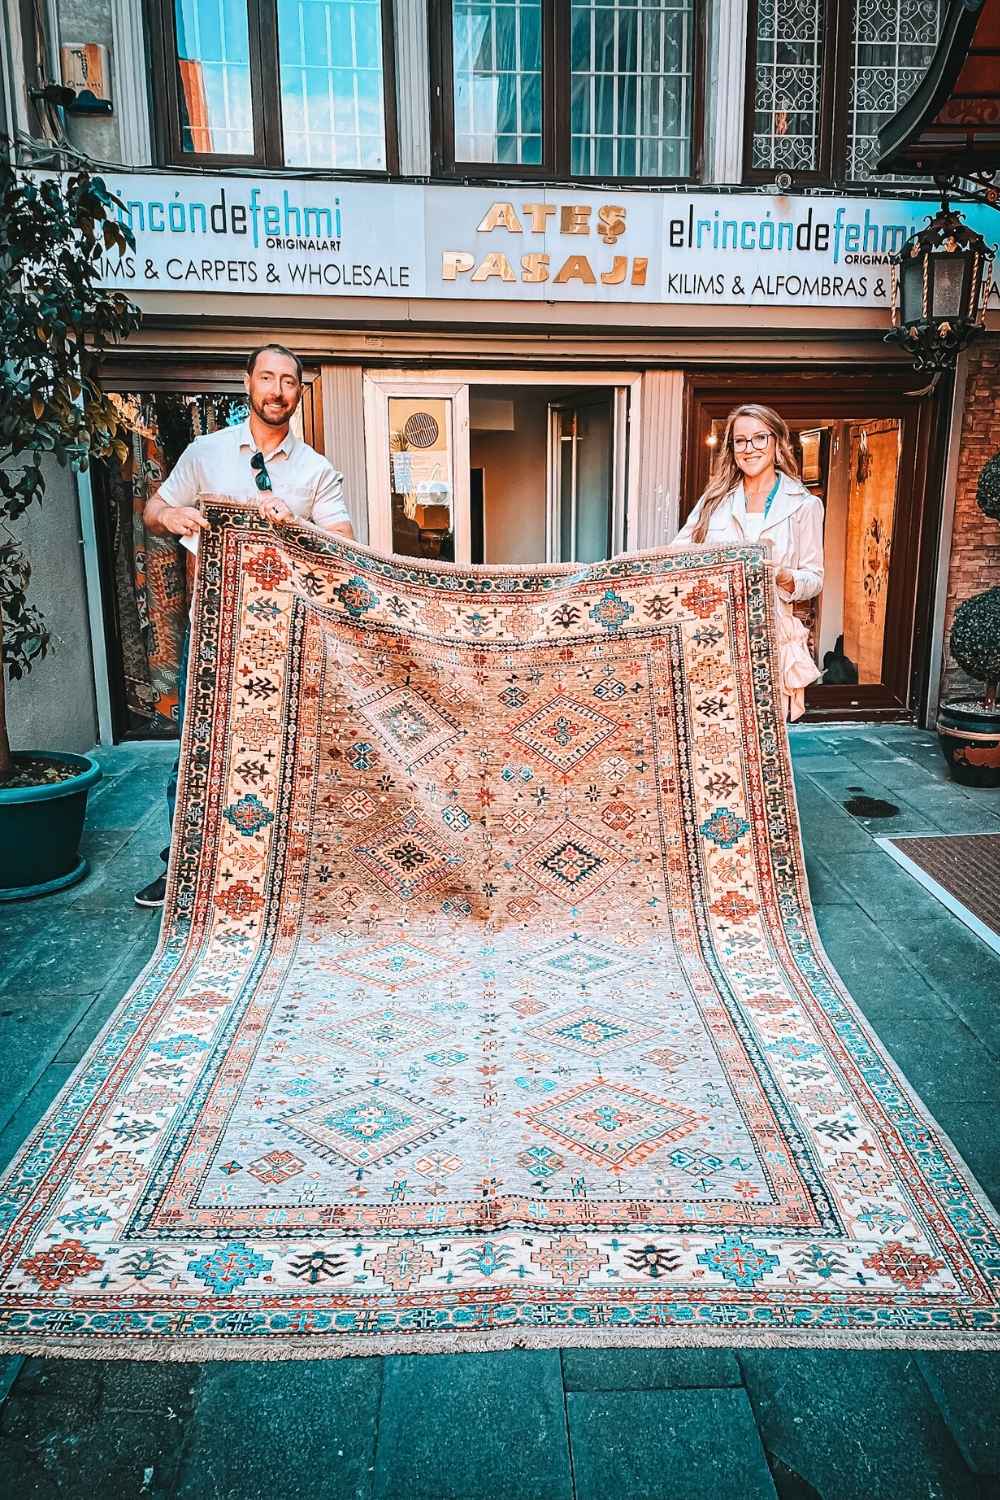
{"left": 681, "top": 367, "right": 946, "bottom": 721}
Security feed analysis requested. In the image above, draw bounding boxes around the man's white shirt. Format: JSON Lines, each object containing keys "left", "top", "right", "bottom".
{"left": 156, "top": 419, "right": 350, "bottom": 552}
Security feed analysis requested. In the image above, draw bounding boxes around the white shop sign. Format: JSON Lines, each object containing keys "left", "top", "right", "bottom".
{"left": 91, "top": 174, "right": 1000, "bottom": 311}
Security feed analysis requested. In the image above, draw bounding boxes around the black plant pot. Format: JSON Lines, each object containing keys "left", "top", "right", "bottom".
{"left": 937, "top": 700, "right": 1000, "bottom": 788}
{"left": 0, "top": 751, "right": 102, "bottom": 899}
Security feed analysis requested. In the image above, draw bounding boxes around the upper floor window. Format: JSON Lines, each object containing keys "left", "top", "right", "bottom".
{"left": 745, "top": 0, "right": 947, "bottom": 185}
{"left": 435, "top": 0, "right": 702, "bottom": 181}
{"left": 157, "top": 0, "right": 398, "bottom": 169}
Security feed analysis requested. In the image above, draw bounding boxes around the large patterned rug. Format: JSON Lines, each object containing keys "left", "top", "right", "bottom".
{"left": 1, "top": 505, "right": 997, "bottom": 1358}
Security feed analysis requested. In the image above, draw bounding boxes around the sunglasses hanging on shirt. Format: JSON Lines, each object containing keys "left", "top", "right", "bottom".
{"left": 250, "top": 450, "right": 273, "bottom": 492}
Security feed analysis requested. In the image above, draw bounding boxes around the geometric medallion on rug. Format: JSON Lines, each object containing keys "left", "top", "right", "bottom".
{"left": 0, "top": 504, "right": 997, "bottom": 1358}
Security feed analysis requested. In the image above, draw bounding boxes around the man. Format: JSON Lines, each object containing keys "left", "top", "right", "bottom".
{"left": 134, "top": 343, "right": 353, "bottom": 907}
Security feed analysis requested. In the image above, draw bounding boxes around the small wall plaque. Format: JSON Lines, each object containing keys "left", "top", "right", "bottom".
{"left": 60, "top": 44, "right": 113, "bottom": 115}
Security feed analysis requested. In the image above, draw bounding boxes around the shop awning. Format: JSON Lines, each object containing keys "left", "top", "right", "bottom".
{"left": 875, "top": 0, "right": 1000, "bottom": 179}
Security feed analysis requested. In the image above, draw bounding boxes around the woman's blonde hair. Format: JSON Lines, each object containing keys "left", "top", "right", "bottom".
{"left": 691, "top": 404, "right": 801, "bottom": 543}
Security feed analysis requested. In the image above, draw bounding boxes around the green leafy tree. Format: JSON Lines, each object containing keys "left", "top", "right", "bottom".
{"left": 949, "top": 454, "right": 1000, "bottom": 712}
{"left": 0, "top": 157, "right": 140, "bottom": 780}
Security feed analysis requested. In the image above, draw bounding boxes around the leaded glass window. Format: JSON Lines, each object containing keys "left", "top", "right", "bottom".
{"left": 569, "top": 1, "right": 695, "bottom": 178}
{"left": 848, "top": 0, "right": 947, "bottom": 181}
{"left": 451, "top": 1, "right": 544, "bottom": 165}
{"left": 278, "top": 0, "right": 389, "bottom": 168}
{"left": 748, "top": 0, "right": 949, "bottom": 182}
{"left": 750, "top": 0, "right": 825, "bottom": 174}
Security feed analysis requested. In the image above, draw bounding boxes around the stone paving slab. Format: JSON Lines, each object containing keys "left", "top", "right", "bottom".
{"left": 567, "top": 1388, "right": 777, "bottom": 1500}
{"left": 0, "top": 1357, "right": 198, "bottom": 1500}
{"left": 739, "top": 1350, "right": 999, "bottom": 1500}
{"left": 174, "top": 1361, "right": 382, "bottom": 1500}
{"left": 0, "top": 907, "right": 157, "bottom": 998}
{"left": 0, "top": 728, "right": 997, "bottom": 1499}
{"left": 0, "top": 991, "right": 101, "bottom": 1134}
{"left": 560, "top": 1347, "right": 742, "bottom": 1391}
{"left": 0, "top": 1063, "right": 75, "bottom": 1177}
{"left": 374, "top": 1351, "right": 573, "bottom": 1500}
{"left": 917, "top": 1353, "right": 1000, "bottom": 1476}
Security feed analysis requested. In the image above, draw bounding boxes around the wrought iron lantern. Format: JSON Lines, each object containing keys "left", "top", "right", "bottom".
{"left": 887, "top": 201, "right": 995, "bottom": 371}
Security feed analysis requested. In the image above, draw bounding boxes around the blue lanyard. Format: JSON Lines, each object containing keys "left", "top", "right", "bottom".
{"left": 751, "top": 476, "right": 781, "bottom": 519}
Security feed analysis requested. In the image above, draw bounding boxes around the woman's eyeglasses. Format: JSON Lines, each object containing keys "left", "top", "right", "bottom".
{"left": 250, "top": 450, "right": 273, "bottom": 492}
{"left": 733, "top": 432, "right": 772, "bottom": 454}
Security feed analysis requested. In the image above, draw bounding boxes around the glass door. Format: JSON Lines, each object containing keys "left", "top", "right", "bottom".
{"left": 546, "top": 393, "right": 627, "bottom": 563}
{"left": 365, "top": 374, "right": 631, "bottom": 567}
{"left": 364, "top": 376, "right": 471, "bottom": 562}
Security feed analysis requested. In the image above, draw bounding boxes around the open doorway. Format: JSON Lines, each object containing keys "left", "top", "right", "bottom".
{"left": 684, "top": 370, "right": 943, "bottom": 721}
{"left": 91, "top": 365, "right": 323, "bottom": 741}
{"left": 701, "top": 414, "right": 902, "bottom": 691}
{"left": 470, "top": 385, "right": 616, "bottom": 566}
{"left": 364, "top": 372, "right": 634, "bottom": 566}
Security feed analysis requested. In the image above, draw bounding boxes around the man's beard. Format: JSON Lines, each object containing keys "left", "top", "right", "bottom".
{"left": 251, "top": 395, "right": 294, "bottom": 427}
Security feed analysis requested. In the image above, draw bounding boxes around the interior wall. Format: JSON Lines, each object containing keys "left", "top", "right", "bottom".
{"left": 472, "top": 395, "right": 549, "bottom": 565}
{"left": 819, "top": 422, "right": 851, "bottom": 662}
{"left": 844, "top": 418, "right": 900, "bottom": 684}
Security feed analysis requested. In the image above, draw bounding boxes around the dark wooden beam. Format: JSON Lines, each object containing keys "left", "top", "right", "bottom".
{"left": 875, "top": 0, "right": 1000, "bottom": 179}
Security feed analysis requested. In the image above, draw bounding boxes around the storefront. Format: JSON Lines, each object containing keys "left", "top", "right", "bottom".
{"left": 86, "top": 175, "right": 999, "bottom": 738}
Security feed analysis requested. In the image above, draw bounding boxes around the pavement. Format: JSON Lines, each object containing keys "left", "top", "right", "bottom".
{"left": 0, "top": 724, "right": 998, "bottom": 1499}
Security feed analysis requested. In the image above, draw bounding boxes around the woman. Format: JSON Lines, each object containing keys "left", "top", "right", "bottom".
{"left": 673, "top": 404, "right": 824, "bottom": 721}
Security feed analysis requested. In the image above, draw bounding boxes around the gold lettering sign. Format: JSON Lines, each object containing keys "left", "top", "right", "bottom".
{"left": 597, "top": 205, "right": 626, "bottom": 245}
{"left": 476, "top": 202, "right": 524, "bottom": 234}
{"left": 441, "top": 251, "right": 648, "bottom": 287}
{"left": 553, "top": 254, "right": 595, "bottom": 285}
{"left": 523, "top": 203, "right": 556, "bottom": 233}
{"left": 521, "top": 253, "right": 549, "bottom": 283}
{"left": 442, "top": 251, "right": 475, "bottom": 281}
{"left": 559, "top": 204, "right": 591, "bottom": 235}
{"left": 470, "top": 252, "right": 516, "bottom": 283}
{"left": 443, "top": 199, "right": 645, "bottom": 289}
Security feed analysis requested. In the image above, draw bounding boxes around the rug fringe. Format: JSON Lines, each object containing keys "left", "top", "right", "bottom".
{"left": 0, "top": 1324, "right": 997, "bottom": 1362}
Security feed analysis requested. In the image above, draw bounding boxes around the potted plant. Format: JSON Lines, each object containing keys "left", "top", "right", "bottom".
{"left": 0, "top": 157, "right": 140, "bottom": 898}
{"left": 937, "top": 451, "right": 1000, "bottom": 788}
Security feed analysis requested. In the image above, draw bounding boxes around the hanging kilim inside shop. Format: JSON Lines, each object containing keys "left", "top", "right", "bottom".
{"left": 0, "top": 504, "right": 997, "bottom": 1359}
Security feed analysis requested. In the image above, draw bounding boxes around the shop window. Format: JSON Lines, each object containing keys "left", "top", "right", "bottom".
{"left": 94, "top": 371, "right": 323, "bottom": 740}
{"left": 434, "top": 0, "right": 702, "bottom": 181}
{"left": 745, "top": 0, "right": 947, "bottom": 185}
{"left": 154, "top": 0, "right": 398, "bottom": 170}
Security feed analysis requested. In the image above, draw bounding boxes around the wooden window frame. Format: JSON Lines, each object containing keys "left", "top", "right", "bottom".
{"left": 147, "top": 0, "right": 399, "bottom": 174}
{"left": 742, "top": 0, "right": 847, "bottom": 188}
{"left": 430, "top": 0, "right": 705, "bottom": 184}
{"left": 680, "top": 365, "right": 949, "bottom": 722}
{"left": 742, "top": 0, "right": 946, "bottom": 189}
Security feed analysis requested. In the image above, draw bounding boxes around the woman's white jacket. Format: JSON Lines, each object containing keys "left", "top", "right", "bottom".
{"left": 673, "top": 472, "right": 825, "bottom": 719}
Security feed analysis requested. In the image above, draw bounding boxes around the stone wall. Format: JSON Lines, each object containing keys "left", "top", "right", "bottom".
{"left": 57, "top": 0, "right": 121, "bottom": 162}
{"left": 4, "top": 460, "right": 98, "bottom": 754}
{"left": 940, "top": 340, "right": 1000, "bottom": 705}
